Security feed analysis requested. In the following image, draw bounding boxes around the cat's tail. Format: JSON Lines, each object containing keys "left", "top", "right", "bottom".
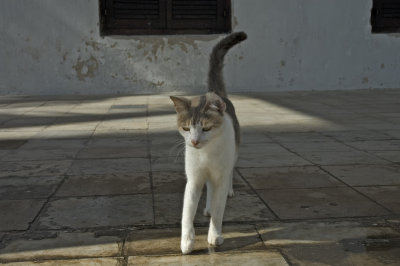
{"left": 208, "top": 31, "right": 247, "bottom": 98}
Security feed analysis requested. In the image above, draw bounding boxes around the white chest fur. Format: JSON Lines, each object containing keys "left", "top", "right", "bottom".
{"left": 184, "top": 114, "right": 237, "bottom": 182}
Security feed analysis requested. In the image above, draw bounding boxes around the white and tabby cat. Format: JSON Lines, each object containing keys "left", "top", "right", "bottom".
{"left": 170, "top": 32, "right": 247, "bottom": 254}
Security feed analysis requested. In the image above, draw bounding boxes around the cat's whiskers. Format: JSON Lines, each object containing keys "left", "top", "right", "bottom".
{"left": 174, "top": 144, "right": 186, "bottom": 162}
{"left": 168, "top": 139, "right": 185, "bottom": 159}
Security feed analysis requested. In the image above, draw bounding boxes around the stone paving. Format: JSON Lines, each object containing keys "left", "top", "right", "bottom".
{"left": 0, "top": 89, "right": 399, "bottom": 265}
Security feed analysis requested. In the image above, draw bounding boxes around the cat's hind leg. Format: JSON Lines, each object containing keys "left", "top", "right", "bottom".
{"left": 228, "top": 172, "right": 234, "bottom": 197}
{"left": 203, "top": 181, "right": 212, "bottom": 217}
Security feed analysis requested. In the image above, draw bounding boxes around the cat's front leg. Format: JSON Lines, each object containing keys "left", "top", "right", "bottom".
{"left": 181, "top": 180, "right": 203, "bottom": 254}
{"left": 208, "top": 176, "right": 230, "bottom": 246}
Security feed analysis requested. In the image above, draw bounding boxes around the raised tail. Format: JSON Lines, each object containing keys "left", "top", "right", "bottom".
{"left": 208, "top": 32, "right": 247, "bottom": 97}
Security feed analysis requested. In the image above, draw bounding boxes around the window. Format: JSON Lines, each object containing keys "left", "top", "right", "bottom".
{"left": 99, "top": 0, "right": 231, "bottom": 35}
{"left": 371, "top": 0, "right": 400, "bottom": 33}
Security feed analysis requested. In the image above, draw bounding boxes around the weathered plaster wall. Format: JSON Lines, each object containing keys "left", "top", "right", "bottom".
{"left": 0, "top": 0, "right": 399, "bottom": 95}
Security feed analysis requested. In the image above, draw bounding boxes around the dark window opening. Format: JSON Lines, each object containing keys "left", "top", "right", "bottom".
{"left": 99, "top": 0, "right": 232, "bottom": 35}
{"left": 371, "top": 0, "right": 400, "bottom": 33}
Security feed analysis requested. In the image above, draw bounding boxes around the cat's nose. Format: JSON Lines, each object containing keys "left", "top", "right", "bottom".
{"left": 191, "top": 139, "right": 199, "bottom": 146}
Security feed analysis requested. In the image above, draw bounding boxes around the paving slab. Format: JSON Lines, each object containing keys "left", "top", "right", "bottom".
{"left": 147, "top": 113, "right": 176, "bottom": 124}
{"left": 345, "top": 140, "right": 400, "bottom": 151}
{"left": 97, "top": 118, "right": 147, "bottom": 130}
{"left": 237, "top": 153, "right": 311, "bottom": 168}
{"left": 385, "top": 129, "right": 400, "bottom": 139}
{"left": 0, "top": 149, "right": 10, "bottom": 159}
{"left": 280, "top": 244, "right": 400, "bottom": 266}
{"left": 322, "top": 164, "right": 400, "bottom": 186}
{"left": 246, "top": 119, "right": 344, "bottom": 133}
{"left": 148, "top": 122, "right": 176, "bottom": 131}
{"left": 147, "top": 127, "right": 176, "bottom": 135}
{"left": 258, "top": 220, "right": 400, "bottom": 245}
{"left": 37, "top": 195, "right": 153, "bottom": 229}
{"left": 4, "top": 149, "right": 81, "bottom": 162}
{"left": 77, "top": 138, "right": 148, "bottom": 159}
{"left": 0, "top": 140, "right": 28, "bottom": 150}
{"left": 0, "top": 176, "right": 63, "bottom": 200}
{"left": 67, "top": 158, "right": 150, "bottom": 175}
{"left": 223, "top": 190, "right": 276, "bottom": 222}
{"left": 387, "top": 219, "right": 400, "bottom": 233}
{"left": 0, "top": 125, "right": 48, "bottom": 132}
{"left": 33, "top": 130, "right": 94, "bottom": 140}
{"left": 56, "top": 173, "right": 151, "bottom": 197}
{"left": 0, "top": 199, "right": 45, "bottom": 231}
{"left": 257, "top": 221, "right": 400, "bottom": 266}
{"left": 358, "top": 121, "right": 400, "bottom": 131}
{"left": 151, "top": 156, "right": 185, "bottom": 172}
{"left": 128, "top": 251, "right": 289, "bottom": 266}
{"left": 281, "top": 141, "right": 355, "bottom": 152}
{"left": 239, "top": 143, "right": 290, "bottom": 155}
{"left": 372, "top": 151, "right": 400, "bottom": 163}
{"left": 0, "top": 160, "right": 72, "bottom": 178}
{"left": 149, "top": 142, "right": 185, "bottom": 157}
{"left": 147, "top": 132, "right": 181, "bottom": 145}
{"left": 45, "top": 122, "right": 100, "bottom": 132}
{"left": 151, "top": 171, "right": 186, "bottom": 193}
{"left": 2, "top": 258, "right": 123, "bottom": 265}
{"left": 360, "top": 122, "right": 400, "bottom": 130}
{"left": 240, "top": 131, "right": 273, "bottom": 144}
{"left": 109, "top": 104, "right": 147, "bottom": 114}
{"left": 355, "top": 186, "right": 400, "bottom": 214}
{"left": 323, "top": 130, "right": 393, "bottom": 142}
{"left": 256, "top": 187, "right": 390, "bottom": 219}
{"left": 0, "top": 232, "right": 121, "bottom": 262}
{"left": 238, "top": 166, "right": 344, "bottom": 189}
{"left": 92, "top": 129, "right": 147, "bottom": 139}
{"left": 268, "top": 132, "right": 332, "bottom": 143}
{"left": 0, "top": 131, "right": 39, "bottom": 141}
{"left": 17, "top": 139, "right": 87, "bottom": 150}
{"left": 297, "top": 150, "right": 387, "bottom": 165}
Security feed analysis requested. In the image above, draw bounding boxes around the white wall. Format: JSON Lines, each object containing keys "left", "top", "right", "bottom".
{"left": 0, "top": 0, "right": 399, "bottom": 95}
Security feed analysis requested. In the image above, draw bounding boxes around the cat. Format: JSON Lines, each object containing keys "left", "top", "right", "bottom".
{"left": 170, "top": 32, "right": 247, "bottom": 254}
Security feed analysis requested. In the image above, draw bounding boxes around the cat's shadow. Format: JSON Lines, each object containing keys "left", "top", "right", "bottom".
{"left": 186, "top": 228, "right": 265, "bottom": 255}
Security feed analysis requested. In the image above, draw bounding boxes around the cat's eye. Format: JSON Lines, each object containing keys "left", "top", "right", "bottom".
{"left": 202, "top": 127, "right": 212, "bottom": 132}
{"left": 182, "top": 127, "right": 190, "bottom": 131}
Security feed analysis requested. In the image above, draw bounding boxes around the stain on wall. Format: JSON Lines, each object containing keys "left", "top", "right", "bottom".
{"left": 73, "top": 56, "right": 99, "bottom": 81}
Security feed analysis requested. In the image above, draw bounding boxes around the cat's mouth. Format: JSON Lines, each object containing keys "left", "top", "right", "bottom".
{"left": 189, "top": 142, "right": 203, "bottom": 149}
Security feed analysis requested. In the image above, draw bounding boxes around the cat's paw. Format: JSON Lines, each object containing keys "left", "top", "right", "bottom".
{"left": 228, "top": 188, "right": 234, "bottom": 197}
{"left": 203, "top": 208, "right": 211, "bottom": 217}
{"left": 181, "top": 231, "right": 195, "bottom": 255}
{"left": 208, "top": 233, "right": 224, "bottom": 246}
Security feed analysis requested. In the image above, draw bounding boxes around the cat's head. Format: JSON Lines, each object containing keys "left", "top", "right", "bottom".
{"left": 170, "top": 92, "right": 226, "bottom": 149}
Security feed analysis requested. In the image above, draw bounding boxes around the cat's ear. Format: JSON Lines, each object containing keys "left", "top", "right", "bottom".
{"left": 170, "top": 96, "right": 190, "bottom": 113}
{"left": 206, "top": 92, "right": 226, "bottom": 115}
